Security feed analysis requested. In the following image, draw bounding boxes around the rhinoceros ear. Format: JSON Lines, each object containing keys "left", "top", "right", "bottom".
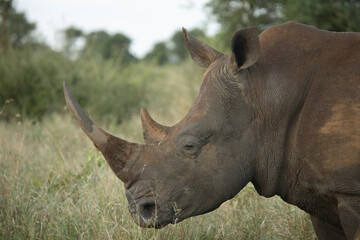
{"left": 229, "top": 27, "right": 260, "bottom": 71}
{"left": 140, "top": 108, "right": 169, "bottom": 145}
{"left": 183, "top": 27, "right": 223, "bottom": 68}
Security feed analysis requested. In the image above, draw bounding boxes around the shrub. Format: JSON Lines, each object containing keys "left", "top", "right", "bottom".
{"left": 0, "top": 47, "right": 156, "bottom": 123}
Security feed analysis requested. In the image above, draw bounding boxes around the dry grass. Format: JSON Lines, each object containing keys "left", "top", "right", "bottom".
{"left": 0, "top": 61, "right": 315, "bottom": 239}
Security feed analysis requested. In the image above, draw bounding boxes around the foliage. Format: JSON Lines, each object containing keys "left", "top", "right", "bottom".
{"left": 206, "top": 0, "right": 360, "bottom": 48}
{"left": 144, "top": 28, "right": 207, "bottom": 65}
{"left": 144, "top": 42, "right": 170, "bottom": 65}
{"left": 0, "top": 47, "right": 72, "bottom": 120}
{"left": 0, "top": 47, "right": 156, "bottom": 122}
{"left": 283, "top": 0, "right": 360, "bottom": 32}
{"left": 64, "top": 26, "right": 83, "bottom": 40}
{"left": 62, "top": 26, "right": 83, "bottom": 57}
{"left": 0, "top": 0, "right": 36, "bottom": 49}
{"left": 207, "top": 0, "right": 283, "bottom": 38}
{"left": 61, "top": 26, "right": 137, "bottom": 63}
{"left": 81, "top": 31, "right": 136, "bottom": 63}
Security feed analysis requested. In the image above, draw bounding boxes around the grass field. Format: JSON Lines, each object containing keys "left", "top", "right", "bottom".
{"left": 0, "top": 61, "right": 316, "bottom": 239}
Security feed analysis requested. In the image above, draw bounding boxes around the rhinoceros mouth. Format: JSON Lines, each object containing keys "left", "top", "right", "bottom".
{"left": 127, "top": 199, "right": 176, "bottom": 228}
{"left": 131, "top": 211, "right": 173, "bottom": 229}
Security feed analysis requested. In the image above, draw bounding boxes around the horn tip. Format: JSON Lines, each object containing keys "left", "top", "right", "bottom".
{"left": 140, "top": 107, "right": 150, "bottom": 124}
{"left": 63, "top": 81, "right": 71, "bottom": 101}
{"left": 182, "top": 27, "right": 189, "bottom": 40}
{"left": 140, "top": 107, "right": 148, "bottom": 115}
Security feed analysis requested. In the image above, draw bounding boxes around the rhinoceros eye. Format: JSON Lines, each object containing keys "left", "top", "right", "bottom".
{"left": 181, "top": 139, "right": 201, "bottom": 159}
{"left": 184, "top": 144, "right": 194, "bottom": 150}
{"left": 182, "top": 143, "right": 200, "bottom": 159}
{"left": 176, "top": 135, "right": 201, "bottom": 159}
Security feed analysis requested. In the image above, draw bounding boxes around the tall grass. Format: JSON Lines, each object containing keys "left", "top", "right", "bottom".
{"left": 0, "top": 53, "right": 315, "bottom": 239}
{"left": 0, "top": 115, "right": 315, "bottom": 239}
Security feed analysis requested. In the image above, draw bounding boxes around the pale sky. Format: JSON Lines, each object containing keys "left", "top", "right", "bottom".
{"left": 17, "top": 0, "right": 218, "bottom": 57}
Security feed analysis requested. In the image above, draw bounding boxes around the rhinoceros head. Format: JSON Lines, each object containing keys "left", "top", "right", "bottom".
{"left": 64, "top": 26, "right": 260, "bottom": 228}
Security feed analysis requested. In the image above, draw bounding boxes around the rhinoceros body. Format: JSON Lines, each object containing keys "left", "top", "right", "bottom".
{"left": 64, "top": 22, "right": 360, "bottom": 239}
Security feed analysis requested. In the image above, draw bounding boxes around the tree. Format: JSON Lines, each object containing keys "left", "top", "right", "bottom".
{"left": 144, "top": 42, "right": 170, "bottom": 65}
{"left": 81, "top": 30, "right": 110, "bottom": 60}
{"left": 0, "top": 0, "right": 36, "bottom": 49}
{"left": 206, "top": 0, "right": 360, "bottom": 47}
{"left": 62, "top": 26, "right": 83, "bottom": 58}
{"left": 81, "top": 30, "right": 136, "bottom": 63}
{"left": 106, "top": 33, "right": 135, "bottom": 62}
{"left": 206, "top": 0, "right": 284, "bottom": 43}
{"left": 283, "top": 0, "right": 360, "bottom": 32}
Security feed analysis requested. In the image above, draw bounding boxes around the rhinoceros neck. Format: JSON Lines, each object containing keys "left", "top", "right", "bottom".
{"left": 249, "top": 51, "right": 319, "bottom": 198}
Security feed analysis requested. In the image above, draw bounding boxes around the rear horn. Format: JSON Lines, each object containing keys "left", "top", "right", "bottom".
{"left": 140, "top": 107, "right": 169, "bottom": 145}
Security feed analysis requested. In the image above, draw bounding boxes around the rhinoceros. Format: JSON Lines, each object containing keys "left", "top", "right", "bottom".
{"left": 63, "top": 21, "right": 360, "bottom": 240}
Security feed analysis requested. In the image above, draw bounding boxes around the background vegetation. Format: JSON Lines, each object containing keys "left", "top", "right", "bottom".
{"left": 207, "top": 0, "right": 360, "bottom": 48}
{"left": 1, "top": 0, "right": 359, "bottom": 239}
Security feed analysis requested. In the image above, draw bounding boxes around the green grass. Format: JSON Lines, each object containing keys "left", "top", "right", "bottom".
{"left": 0, "top": 59, "right": 315, "bottom": 239}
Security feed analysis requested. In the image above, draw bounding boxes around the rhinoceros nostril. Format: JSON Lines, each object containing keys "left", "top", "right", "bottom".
{"left": 138, "top": 200, "right": 156, "bottom": 225}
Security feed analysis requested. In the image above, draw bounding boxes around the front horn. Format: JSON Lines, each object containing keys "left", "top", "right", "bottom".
{"left": 63, "top": 82, "right": 140, "bottom": 182}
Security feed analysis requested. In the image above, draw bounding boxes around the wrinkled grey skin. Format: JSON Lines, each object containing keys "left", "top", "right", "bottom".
{"left": 64, "top": 22, "right": 360, "bottom": 239}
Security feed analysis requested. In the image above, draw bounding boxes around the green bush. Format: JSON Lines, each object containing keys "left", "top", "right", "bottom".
{"left": 0, "top": 47, "right": 158, "bottom": 123}
{"left": 0, "top": 47, "right": 67, "bottom": 120}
